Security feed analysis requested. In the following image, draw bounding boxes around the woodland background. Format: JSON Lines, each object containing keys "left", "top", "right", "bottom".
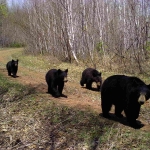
{"left": 0, "top": 0, "right": 150, "bottom": 74}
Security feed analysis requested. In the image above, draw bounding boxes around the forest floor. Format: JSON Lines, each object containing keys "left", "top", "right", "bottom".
{"left": 0, "top": 48, "right": 150, "bottom": 149}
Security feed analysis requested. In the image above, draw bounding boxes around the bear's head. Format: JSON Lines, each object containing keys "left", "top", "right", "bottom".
{"left": 11, "top": 59, "right": 18, "bottom": 67}
{"left": 92, "top": 70, "right": 102, "bottom": 89}
{"left": 138, "top": 85, "right": 150, "bottom": 105}
{"left": 57, "top": 69, "right": 68, "bottom": 82}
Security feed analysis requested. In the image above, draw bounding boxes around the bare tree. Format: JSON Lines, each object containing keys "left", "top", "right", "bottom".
{"left": 5, "top": 0, "right": 150, "bottom": 73}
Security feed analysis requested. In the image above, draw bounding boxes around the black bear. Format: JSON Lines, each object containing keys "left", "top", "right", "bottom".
{"left": 101, "top": 75, "right": 150, "bottom": 128}
{"left": 6, "top": 59, "right": 19, "bottom": 78}
{"left": 80, "top": 68, "right": 102, "bottom": 91}
{"left": 45, "top": 69, "right": 68, "bottom": 98}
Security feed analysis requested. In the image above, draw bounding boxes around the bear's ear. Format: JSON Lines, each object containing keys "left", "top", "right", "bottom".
{"left": 99, "top": 72, "right": 102, "bottom": 76}
{"left": 12, "top": 59, "right": 14, "bottom": 62}
{"left": 17, "top": 59, "right": 19, "bottom": 62}
{"left": 65, "top": 69, "right": 68, "bottom": 73}
{"left": 57, "top": 69, "right": 62, "bottom": 74}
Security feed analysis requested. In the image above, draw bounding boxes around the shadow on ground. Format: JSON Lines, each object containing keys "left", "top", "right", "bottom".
{"left": 99, "top": 113, "right": 144, "bottom": 129}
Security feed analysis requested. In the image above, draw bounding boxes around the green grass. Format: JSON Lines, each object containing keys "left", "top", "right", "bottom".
{"left": 0, "top": 74, "right": 35, "bottom": 103}
{"left": 0, "top": 73, "right": 150, "bottom": 149}
{"left": 0, "top": 49, "right": 150, "bottom": 149}
{"left": 11, "top": 49, "right": 86, "bottom": 83}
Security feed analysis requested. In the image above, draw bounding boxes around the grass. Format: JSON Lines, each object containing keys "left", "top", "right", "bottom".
{"left": 0, "top": 74, "right": 35, "bottom": 103}
{"left": 11, "top": 48, "right": 150, "bottom": 83}
{"left": 0, "top": 78, "right": 149, "bottom": 150}
{"left": 0, "top": 48, "right": 150, "bottom": 149}
{"left": 1, "top": 88, "right": 150, "bottom": 149}
{"left": 11, "top": 49, "right": 84, "bottom": 84}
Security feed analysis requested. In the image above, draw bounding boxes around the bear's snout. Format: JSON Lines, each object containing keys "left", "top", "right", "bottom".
{"left": 96, "top": 82, "right": 101, "bottom": 86}
{"left": 64, "top": 77, "right": 68, "bottom": 82}
{"left": 138, "top": 93, "right": 146, "bottom": 105}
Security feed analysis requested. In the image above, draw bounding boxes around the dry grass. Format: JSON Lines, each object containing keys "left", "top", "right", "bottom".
{"left": 0, "top": 48, "right": 150, "bottom": 149}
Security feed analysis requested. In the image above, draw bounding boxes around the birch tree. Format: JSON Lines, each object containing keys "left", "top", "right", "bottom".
{"left": 7, "top": 0, "right": 150, "bottom": 73}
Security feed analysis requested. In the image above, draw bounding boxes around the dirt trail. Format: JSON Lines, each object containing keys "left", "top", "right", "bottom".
{"left": 0, "top": 48, "right": 101, "bottom": 114}
{"left": 0, "top": 48, "right": 150, "bottom": 130}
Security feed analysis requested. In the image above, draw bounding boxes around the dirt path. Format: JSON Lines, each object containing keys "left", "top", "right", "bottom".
{"left": 0, "top": 48, "right": 101, "bottom": 114}
{"left": 0, "top": 48, "right": 150, "bottom": 130}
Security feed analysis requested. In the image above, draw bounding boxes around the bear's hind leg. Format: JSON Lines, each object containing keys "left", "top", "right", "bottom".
{"left": 115, "top": 104, "right": 124, "bottom": 118}
{"left": 86, "top": 80, "right": 92, "bottom": 90}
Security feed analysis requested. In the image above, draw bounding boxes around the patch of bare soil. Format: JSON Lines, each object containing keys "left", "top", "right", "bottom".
{"left": 0, "top": 48, "right": 150, "bottom": 131}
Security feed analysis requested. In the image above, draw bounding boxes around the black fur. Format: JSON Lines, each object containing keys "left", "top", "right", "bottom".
{"left": 6, "top": 59, "right": 19, "bottom": 78}
{"left": 45, "top": 69, "right": 68, "bottom": 98}
{"left": 80, "top": 68, "right": 102, "bottom": 91}
{"left": 101, "top": 75, "right": 150, "bottom": 128}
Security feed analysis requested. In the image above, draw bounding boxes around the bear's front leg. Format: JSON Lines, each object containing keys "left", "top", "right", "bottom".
{"left": 51, "top": 83, "right": 60, "bottom": 98}
{"left": 80, "top": 78, "right": 85, "bottom": 86}
{"left": 8, "top": 70, "right": 11, "bottom": 76}
{"left": 86, "top": 79, "right": 92, "bottom": 90}
{"left": 127, "top": 119, "right": 142, "bottom": 129}
{"left": 125, "top": 105, "right": 142, "bottom": 129}
{"left": 58, "top": 82, "right": 67, "bottom": 98}
{"left": 12, "top": 73, "right": 17, "bottom": 78}
{"left": 53, "top": 89, "right": 61, "bottom": 98}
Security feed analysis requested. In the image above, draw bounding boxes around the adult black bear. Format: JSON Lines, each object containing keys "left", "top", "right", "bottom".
{"left": 80, "top": 68, "right": 102, "bottom": 91}
{"left": 6, "top": 59, "right": 19, "bottom": 78}
{"left": 101, "top": 75, "right": 150, "bottom": 128}
{"left": 45, "top": 69, "right": 68, "bottom": 98}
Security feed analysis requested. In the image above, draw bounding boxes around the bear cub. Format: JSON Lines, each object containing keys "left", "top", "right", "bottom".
{"left": 80, "top": 68, "right": 102, "bottom": 91}
{"left": 45, "top": 69, "right": 68, "bottom": 98}
{"left": 101, "top": 75, "right": 150, "bottom": 128}
{"left": 6, "top": 59, "right": 19, "bottom": 78}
